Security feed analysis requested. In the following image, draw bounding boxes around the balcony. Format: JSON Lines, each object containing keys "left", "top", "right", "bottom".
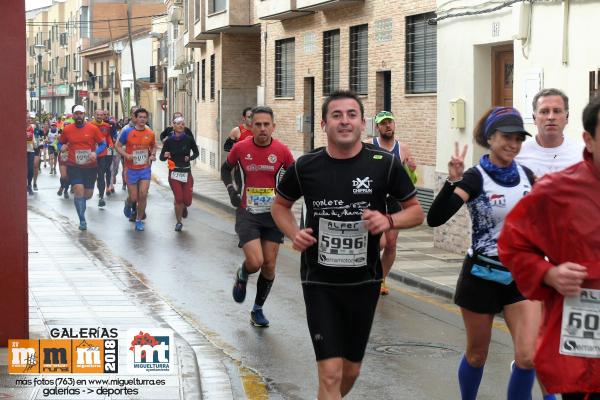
{"left": 296, "top": 0, "right": 363, "bottom": 12}
{"left": 256, "top": 0, "right": 313, "bottom": 21}
{"left": 203, "top": 0, "right": 260, "bottom": 35}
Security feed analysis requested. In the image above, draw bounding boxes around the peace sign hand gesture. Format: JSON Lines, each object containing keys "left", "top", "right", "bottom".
{"left": 448, "top": 142, "right": 468, "bottom": 181}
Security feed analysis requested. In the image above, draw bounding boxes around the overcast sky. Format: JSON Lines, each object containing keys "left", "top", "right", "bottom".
{"left": 26, "top": 0, "right": 53, "bottom": 11}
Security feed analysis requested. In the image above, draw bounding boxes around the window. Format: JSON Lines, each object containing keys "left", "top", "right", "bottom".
{"left": 210, "top": 54, "right": 215, "bottom": 101}
{"left": 195, "top": 0, "right": 201, "bottom": 21}
{"left": 349, "top": 24, "right": 368, "bottom": 95}
{"left": 183, "top": 0, "right": 189, "bottom": 32}
{"left": 201, "top": 59, "right": 206, "bottom": 101}
{"left": 323, "top": 29, "right": 340, "bottom": 96}
{"left": 79, "top": 6, "right": 89, "bottom": 38}
{"left": 406, "top": 12, "right": 437, "bottom": 94}
{"left": 275, "top": 38, "right": 295, "bottom": 98}
{"left": 208, "top": 0, "right": 227, "bottom": 14}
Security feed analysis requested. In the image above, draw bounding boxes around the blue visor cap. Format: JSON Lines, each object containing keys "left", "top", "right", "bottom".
{"left": 484, "top": 107, "right": 531, "bottom": 139}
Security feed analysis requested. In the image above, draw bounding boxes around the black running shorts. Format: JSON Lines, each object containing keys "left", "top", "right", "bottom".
{"left": 302, "top": 282, "right": 380, "bottom": 363}
{"left": 67, "top": 166, "right": 97, "bottom": 189}
{"left": 234, "top": 207, "right": 284, "bottom": 248}
{"left": 454, "top": 254, "right": 526, "bottom": 314}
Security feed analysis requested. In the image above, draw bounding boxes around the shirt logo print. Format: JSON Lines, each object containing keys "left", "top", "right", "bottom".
{"left": 352, "top": 177, "right": 373, "bottom": 194}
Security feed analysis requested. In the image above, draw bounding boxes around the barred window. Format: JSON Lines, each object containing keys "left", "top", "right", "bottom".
{"left": 210, "top": 54, "right": 215, "bottom": 101}
{"left": 275, "top": 38, "right": 295, "bottom": 98}
{"left": 349, "top": 24, "right": 368, "bottom": 95}
{"left": 406, "top": 12, "right": 437, "bottom": 94}
{"left": 323, "top": 29, "right": 340, "bottom": 96}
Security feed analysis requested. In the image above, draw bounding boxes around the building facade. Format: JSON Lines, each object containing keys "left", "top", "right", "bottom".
{"left": 434, "top": 1, "right": 594, "bottom": 252}
{"left": 257, "top": 0, "right": 438, "bottom": 190}
{"left": 26, "top": 0, "right": 165, "bottom": 117}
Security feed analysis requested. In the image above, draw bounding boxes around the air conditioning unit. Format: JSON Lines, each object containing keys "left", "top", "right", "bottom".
{"left": 169, "top": 6, "right": 182, "bottom": 24}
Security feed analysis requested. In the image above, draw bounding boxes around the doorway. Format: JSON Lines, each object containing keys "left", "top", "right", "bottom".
{"left": 376, "top": 71, "right": 392, "bottom": 112}
{"left": 492, "top": 45, "right": 514, "bottom": 106}
{"left": 303, "top": 77, "right": 315, "bottom": 152}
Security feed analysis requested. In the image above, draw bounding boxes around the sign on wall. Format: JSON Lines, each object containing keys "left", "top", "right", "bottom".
{"left": 522, "top": 69, "right": 543, "bottom": 123}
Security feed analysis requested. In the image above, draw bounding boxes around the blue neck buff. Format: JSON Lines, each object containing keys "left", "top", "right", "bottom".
{"left": 479, "top": 154, "right": 519, "bottom": 186}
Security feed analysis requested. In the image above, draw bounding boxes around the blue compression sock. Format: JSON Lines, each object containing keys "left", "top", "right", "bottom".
{"left": 458, "top": 355, "right": 484, "bottom": 400}
{"left": 74, "top": 197, "right": 87, "bottom": 222}
{"left": 543, "top": 395, "right": 557, "bottom": 400}
{"left": 507, "top": 364, "right": 535, "bottom": 400}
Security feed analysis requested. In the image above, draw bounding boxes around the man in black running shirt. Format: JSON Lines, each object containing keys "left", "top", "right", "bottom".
{"left": 272, "top": 90, "right": 424, "bottom": 399}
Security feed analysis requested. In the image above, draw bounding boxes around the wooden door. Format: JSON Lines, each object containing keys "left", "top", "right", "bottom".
{"left": 492, "top": 46, "right": 514, "bottom": 106}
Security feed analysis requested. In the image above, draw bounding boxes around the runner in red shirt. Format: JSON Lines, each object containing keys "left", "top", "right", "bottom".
{"left": 116, "top": 108, "right": 156, "bottom": 232}
{"left": 220, "top": 106, "right": 294, "bottom": 327}
{"left": 90, "top": 109, "right": 114, "bottom": 207}
{"left": 58, "top": 105, "right": 106, "bottom": 230}
{"left": 224, "top": 107, "right": 254, "bottom": 194}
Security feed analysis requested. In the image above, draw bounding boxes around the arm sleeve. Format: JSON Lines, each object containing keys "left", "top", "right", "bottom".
{"left": 189, "top": 137, "right": 200, "bottom": 160}
{"left": 95, "top": 140, "right": 107, "bottom": 155}
{"left": 426, "top": 168, "right": 481, "bottom": 227}
{"left": 387, "top": 156, "right": 417, "bottom": 202}
{"left": 159, "top": 140, "right": 169, "bottom": 161}
{"left": 276, "top": 163, "right": 302, "bottom": 201}
{"left": 119, "top": 129, "right": 130, "bottom": 145}
{"left": 220, "top": 160, "right": 235, "bottom": 186}
{"left": 159, "top": 127, "right": 170, "bottom": 142}
{"left": 223, "top": 137, "right": 236, "bottom": 152}
{"left": 498, "top": 191, "right": 556, "bottom": 301}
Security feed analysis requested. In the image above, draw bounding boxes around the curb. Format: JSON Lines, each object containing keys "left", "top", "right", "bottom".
{"left": 388, "top": 270, "right": 455, "bottom": 300}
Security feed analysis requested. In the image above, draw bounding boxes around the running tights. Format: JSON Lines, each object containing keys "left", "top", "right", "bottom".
{"left": 97, "top": 156, "right": 112, "bottom": 197}
{"left": 27, "top": 152, "right": 34, "bottom": 186}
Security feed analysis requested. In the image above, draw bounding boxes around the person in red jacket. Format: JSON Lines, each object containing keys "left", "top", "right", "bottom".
{"left": 499, "top": 95, "right": 600, "bottom": 399}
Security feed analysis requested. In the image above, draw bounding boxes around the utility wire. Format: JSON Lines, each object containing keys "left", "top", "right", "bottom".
{"left": 431, "top": 0, "right": 525, "bottom": 23}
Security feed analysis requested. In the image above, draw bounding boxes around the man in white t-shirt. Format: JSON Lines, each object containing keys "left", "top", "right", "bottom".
{"left": 516, "top": 88, "right": 583, "bottom": 177}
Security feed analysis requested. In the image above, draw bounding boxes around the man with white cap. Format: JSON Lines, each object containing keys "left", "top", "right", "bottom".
{"left": 58, "top": 105, "right": 107, "bottom": 230}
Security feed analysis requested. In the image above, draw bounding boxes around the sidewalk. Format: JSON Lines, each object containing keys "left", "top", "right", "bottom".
{"left": 0, "top": 209, "right": 235, "bottom": 400}
{"left": 152, "top": 160, "right": 464, "bottom": 300}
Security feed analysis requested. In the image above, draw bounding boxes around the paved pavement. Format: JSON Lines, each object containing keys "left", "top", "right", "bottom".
{"left": 0, "top": 209, "right": 236, "bottom": 400}
{"left": 151, "top": 159, "right": 464, "bottom": 300}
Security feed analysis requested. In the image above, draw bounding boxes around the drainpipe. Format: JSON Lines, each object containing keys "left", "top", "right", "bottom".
{"left": 562, "top": 0, "right": 569, "bottom": 65}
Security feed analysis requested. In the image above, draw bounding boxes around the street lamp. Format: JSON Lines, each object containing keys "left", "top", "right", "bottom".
{"left": 109, "top": 64, "right": 116, "bottom": 117}
{"left": 33, "top": 43, "right": 46, "bottom": 116}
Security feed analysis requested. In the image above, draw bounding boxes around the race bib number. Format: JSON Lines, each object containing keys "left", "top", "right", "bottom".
{"left": 132, "top": 149, "right": 148, "bottom": 166}
{"left": 75, "top": 150, "right": 91, "bottom": 165}
{"left": 171, "top": 171, "right": 188, "bottom": 183}
{"left": 246, "top": 187, "right": 275, "bottom": 214}
{"left": 560, "top": 288, "right": 600, "bottom": 358}
{"left": 317, "top": 218, "right": 368, "bottom": 267}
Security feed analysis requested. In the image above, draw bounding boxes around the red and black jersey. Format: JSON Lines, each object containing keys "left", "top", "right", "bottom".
{"left": 227, "top": 138, "right": 294, "bottom": 214}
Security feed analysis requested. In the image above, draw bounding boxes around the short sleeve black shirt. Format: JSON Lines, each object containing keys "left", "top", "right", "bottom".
{"left": 276, "top": 143, "right": 417, "bottom": 285}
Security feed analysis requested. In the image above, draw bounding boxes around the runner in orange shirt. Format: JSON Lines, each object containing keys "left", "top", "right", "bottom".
{"left": 58, "top": 105, "right": 106, "bottom": 230}
{"left": 116, "top": 108, "right": 156, "bottom": 231}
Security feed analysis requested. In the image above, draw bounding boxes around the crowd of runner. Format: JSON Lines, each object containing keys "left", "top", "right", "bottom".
{"left": 26, "top": 87, "right": 600, "bottom": 399}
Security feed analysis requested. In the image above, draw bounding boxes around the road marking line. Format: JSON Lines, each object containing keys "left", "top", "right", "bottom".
{"left": 385, "top": 280, "right": 510, "bottom": 334}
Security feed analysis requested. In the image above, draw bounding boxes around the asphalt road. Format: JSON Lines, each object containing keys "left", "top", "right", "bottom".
{"left": 28, "top": 168, "right": 529, "bottom": 400}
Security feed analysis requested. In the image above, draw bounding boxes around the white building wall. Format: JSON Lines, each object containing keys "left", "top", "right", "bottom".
{"left": 435, "top": 1, "right": 597, "bottom": 252}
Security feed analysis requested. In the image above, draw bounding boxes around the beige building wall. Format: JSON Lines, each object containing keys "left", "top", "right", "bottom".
{"left": 261, "top": 0, "right": 437, "bottom": 188}
{"left": 194, "top": 33, "right": 261, "bottom": 173}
